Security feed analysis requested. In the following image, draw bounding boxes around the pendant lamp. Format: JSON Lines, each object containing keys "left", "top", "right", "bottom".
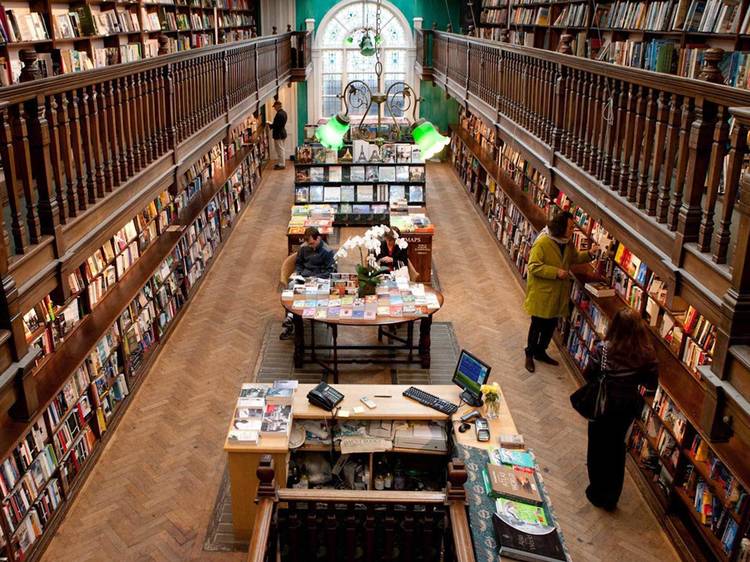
{"left": 315, "top": 113, "right": 351, "bottom": 149}
{"left": 411, "top": 119, "right": 450, "bottom": 159}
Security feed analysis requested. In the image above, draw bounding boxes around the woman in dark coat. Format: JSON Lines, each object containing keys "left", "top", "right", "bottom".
{"left": 376, "top": 227, "right": 409, "bottom": 271}
{"left": 585, "top": 308, "right": 658, "bottom": 510}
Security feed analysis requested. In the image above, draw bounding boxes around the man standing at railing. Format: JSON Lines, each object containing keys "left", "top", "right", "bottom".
{"left": 271, "top": 100, "right": 288, "bottom": 170}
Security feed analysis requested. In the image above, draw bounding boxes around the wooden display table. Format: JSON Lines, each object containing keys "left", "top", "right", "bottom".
{"left": 223, "top": 383, "right": 516, "bottom": 540}
{"left": 281, "top": 286, "right": 444, "bottom": 380}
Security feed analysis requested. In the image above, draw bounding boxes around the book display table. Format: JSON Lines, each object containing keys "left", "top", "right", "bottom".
{"left": 280, "top": 282, "right": 444, "bottom": 380}
{"left": 223, "top": 383, "right": 517, "bottom": 541}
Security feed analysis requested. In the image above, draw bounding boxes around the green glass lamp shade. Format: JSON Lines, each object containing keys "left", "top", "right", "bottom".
{"left": 315, "top": 113, "right": 350, "bottom": 149}
{"left": 359, "top": 34, "right": 376, "bottom": 56}
{"left": 412, "top": 120, "right": 450, "bottom": 159}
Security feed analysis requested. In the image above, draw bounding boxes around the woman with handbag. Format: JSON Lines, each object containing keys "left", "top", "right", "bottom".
{"left": 583, "top": 308, "right": 658, "bottom": 510}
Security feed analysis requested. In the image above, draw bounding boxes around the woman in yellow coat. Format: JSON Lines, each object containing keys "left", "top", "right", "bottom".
{"left": 523, "top": 211, "right": 596, "bottom": 373}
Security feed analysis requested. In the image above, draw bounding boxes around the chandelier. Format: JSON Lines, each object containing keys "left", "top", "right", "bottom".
{"left": 315, "top": 0, "right": 450, "bottom": 159}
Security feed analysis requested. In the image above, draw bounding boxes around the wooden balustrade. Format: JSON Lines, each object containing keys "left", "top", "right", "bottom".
{"left": 247, "top": 457, "right": 476, "bottom": 562}
{"left": 0, "top": 32, "right": 303, "bottom": 261}
{"left": 0, "top": 30, "right": 309, "bottom": 414}
{"left": 418, "top": 28, "right": 750, "bottom": 386}
{"left": 420, "top": 28, "right": 750, "bottom": 271}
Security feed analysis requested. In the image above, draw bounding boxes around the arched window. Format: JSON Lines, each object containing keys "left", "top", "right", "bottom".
{"left": 314, "top": 0, "right": 414, "bottom": 120}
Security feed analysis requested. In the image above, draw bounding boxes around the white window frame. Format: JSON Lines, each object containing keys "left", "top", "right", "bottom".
{"left": 310, "top": 0, "right": 417, "bottom": 124}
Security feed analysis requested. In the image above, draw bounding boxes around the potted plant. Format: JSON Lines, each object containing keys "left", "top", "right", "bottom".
{"left": 334, "top": 225, "right": 408, "bottom": 297}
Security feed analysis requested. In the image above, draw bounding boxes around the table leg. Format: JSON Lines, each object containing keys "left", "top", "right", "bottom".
{"left": 419, "top": 315, "right": 433, "bottom": 369}
{"left": 310, "top": 319, "right": 317, "bottom": 362}
{"left": 407, "top": 321, "right": 414, "bottom": 362}
{"left": 332, "top": 324, "right": 339, "bottom": 384}
{"left": 292, "top": 314, "right": 304, "bottom": 368}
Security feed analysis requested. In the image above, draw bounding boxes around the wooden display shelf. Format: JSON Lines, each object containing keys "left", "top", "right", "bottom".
{"left": 673, "top": 486, "right": 731, "bottom": 561}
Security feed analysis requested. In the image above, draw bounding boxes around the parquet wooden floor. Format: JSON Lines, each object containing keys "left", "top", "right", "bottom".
{"left": 40, "top": 163, "right": 680, "bottom": 562}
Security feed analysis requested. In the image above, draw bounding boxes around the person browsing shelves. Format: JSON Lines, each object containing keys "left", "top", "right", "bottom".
{"left": 271, "top": 100, "right": 288, "bottom": 170}
{"left": 376, "top": 227, "right": 409, "bottom": 271}
{"left": 523, "top": 210, "right": 597, "bottom": 373}
{"left": 584, "top": 308, "right": 658, "bottom": 510}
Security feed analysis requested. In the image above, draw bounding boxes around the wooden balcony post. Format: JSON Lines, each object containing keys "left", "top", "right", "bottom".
{"left": 446, "top": 459, "right": 475, "bottom": 562}
{"left": 698, "top": 48, "right": 725, "bottom": 84}
{"left": 25, "top": 95, "right": 60, "bottom": 238}
{"left": 675, "top": 98, "right": 716, "bottom": 257}
{"left": 164, "top": 64, "right": 177, "bottom": 152}
{"left": 248, "top": 455, "right": 278, "bottom": 562}
{"left": 18, "top": 49, "right": 41, "bottom": 83}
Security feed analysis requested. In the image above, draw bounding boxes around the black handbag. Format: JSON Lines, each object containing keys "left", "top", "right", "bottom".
{"left": 570, "top": 345, "right": 609, "bottom": 420}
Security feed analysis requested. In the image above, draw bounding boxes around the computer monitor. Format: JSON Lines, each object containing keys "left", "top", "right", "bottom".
{"left": 452, "top": 349, "right": 492, "bottom": 407}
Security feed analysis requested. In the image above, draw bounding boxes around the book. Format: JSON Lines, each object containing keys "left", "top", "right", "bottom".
{"left": 491, "top": 447, "right": 536, "bottom": 469}
{"left": 484, "top": 464, "right": 544, "bottom": 505}
{"left": 496, "top": 497, "right": 548, "bottom": 526}
{"left": 265, "top": 387, "right": 293, "bottom": 404}
{"left": 492, "top": 513, "right": 566, "bottom": 562}
{"left": 499, "top": 433, "right": 526, "bottom": 449}
{"left": 585, "top": 282, "right": 615, "bottom": 297}
{"left": 239, "top": 384, "right": 267, "bottom": 399}
{"left": 261, "top": 404, "right": 292, "bottom": 434}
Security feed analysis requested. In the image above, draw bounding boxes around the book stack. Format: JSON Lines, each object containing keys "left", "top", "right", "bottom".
{"left": 485, "top": 446, "right": 567, "bottom": 561}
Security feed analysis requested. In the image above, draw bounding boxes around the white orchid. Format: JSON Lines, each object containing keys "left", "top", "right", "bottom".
{"left": 334, "top": 224, "right": 409, "bottom": 270}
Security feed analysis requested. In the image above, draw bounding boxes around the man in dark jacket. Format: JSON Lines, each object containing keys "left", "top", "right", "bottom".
{"left": 271, "top": 100, "right": 288, "bottom": 169}
{"left": 294, "top": 227, "right": 335, "bottom": 278}
{"left": 280, "top": 227, "right": 336, "bottom": 340}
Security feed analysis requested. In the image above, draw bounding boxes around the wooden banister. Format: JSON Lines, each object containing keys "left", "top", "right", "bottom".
{"left": 424, "top": 29, "right": 750, "bottom": 386}
{"left": 247, "top": 456, "right": 278, "bottom": 562}
{"left": 0, "top": 30, "right": 311, "bottom": 383}
{"left": 277, "top": 488, "right": 447, "bottom": 504}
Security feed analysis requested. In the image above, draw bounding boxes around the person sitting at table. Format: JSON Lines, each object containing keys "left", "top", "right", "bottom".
{"left": 280, "top": 227, "right": 336, "bottom": 340}
{"left": 294, "top": 226, "right": 336, "bottom": 279}
{"left": 376, "top": 227, "right": 409, "bottom": 272}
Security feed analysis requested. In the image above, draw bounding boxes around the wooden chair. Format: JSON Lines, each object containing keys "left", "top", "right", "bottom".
{"left": 279, "top": 252, "right": 297, "bottom": 290}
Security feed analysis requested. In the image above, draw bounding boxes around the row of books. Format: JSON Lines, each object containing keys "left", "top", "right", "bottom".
{"left": 510, "top": 7, "right": 550, "bottom": 25}
{"left": 295, "top": 165, "right": 425, "bottom": 184}
{"left": 295, "top": 142, "right": 423, "bottom": 165}
{"left": 53, "top": 6, "right": 140, "bottom": 39}
{"left": 295, "top": 184, "right": 425, "bottom": 205}
{"left": 682, "top": 471, "right": 741, "bottom": 552}
{"left": 553, "top": 3, "right": 590, "bottom": 27}
{"left": 687, "top": 434, "right": 749, "bottom": 513}
{"left": 0, "top": 10, "right": 49, "bottom": 43}
{"left": 480, "top": 7, "right": 508, "bottom": 25}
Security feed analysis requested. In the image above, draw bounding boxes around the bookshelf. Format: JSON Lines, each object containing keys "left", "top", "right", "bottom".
{"left": 0, "top": 116, "right": 267, "bottom": 562}
{"left": 0, "top": 0, "right": 257, "bottom": 85}
{"left": 473, "top": 0, "right": 750, "bottom": 88}
{"left": 449, "top": 105, "right": 749, "bottom": 561}
{"left": 293, "top": 141, "right": 426, "bottom": 227}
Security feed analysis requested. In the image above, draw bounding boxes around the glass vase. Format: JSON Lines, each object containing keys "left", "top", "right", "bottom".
{"left": 484, "top": 398, "right": 501, "bottom": 419}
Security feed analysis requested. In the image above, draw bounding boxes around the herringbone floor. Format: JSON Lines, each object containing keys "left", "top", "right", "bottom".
{"left": 40, "top": 163, "right": 679, "bottom": 562}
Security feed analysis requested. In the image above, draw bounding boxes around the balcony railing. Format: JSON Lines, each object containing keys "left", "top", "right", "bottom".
{"left": 421, "top": 30, "right": 750, "bottom": 272}
{"left": 0, "top": 31, "right": 307, "bottom": 265}
{"left": 247, "top": 456, "right": 477, "bottom": 562}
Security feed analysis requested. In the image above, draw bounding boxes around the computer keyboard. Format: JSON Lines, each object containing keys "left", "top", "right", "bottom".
{"left": 402, "top": 386, "right": 459, "bottom": 415}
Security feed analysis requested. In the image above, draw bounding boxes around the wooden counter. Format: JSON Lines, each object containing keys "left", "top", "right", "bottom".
{"left": 224, "top": 383, "right": 517, "bottom": 539}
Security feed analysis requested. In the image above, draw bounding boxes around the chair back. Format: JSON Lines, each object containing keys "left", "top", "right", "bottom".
{"left": 407, "top": 259, "right": 419, "bottom": 282}
{"left": 280, "top": 252, "right": 297, "bottom": 286}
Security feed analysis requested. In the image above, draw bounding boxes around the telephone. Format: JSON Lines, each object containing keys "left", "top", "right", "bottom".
{"left": 307, "top": 382, "right": 344, "bottom": 411}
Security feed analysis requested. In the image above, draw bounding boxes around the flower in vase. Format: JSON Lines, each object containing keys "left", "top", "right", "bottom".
{"left": 480, "top": 382, "right": 500, "bottom": 402}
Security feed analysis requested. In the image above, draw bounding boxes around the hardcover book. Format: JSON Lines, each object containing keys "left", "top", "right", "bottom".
{"left": 492, "top": 513, "right": 566, "bottom": 562}
{"left": 483, "top": 464, "right": 543, "bottom": 505}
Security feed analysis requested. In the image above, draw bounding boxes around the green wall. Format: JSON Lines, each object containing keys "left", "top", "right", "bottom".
{"left": 296, "top": 0, "right": 460, "bottom": 144}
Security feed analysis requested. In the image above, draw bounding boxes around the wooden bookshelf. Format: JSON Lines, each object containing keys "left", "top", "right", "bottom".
{"left": 0, "top": 120, "right": 267, "bottom": 562}
{"left": 449, "top": 106, "right": 750, "bottom": 562}
{"left": 470, "top": 0, "right": 750, "bottom": 88}
{"left": 0, "top": 0, "right": 258, "bottom": 85}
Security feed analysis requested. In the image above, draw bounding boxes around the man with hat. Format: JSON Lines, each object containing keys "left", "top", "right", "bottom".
{"left": 271, "top": 99, "right": 288, "bottom": 170}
